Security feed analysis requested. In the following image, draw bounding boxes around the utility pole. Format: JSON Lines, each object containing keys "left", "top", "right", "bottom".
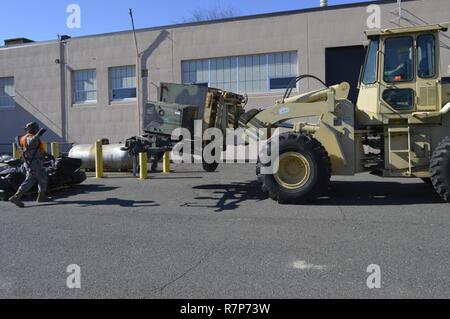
{"left": 389, "top": 0, "right": 403, "bottom": 26}
{"left": 129, "top": 8, "right": 142, "bottom": 136}
{"left": 396, "top": 0, "right": 402, "bottom": 26}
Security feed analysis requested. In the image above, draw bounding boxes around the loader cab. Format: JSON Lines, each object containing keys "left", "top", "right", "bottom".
{"left": 356, "top": 23, "right": 449, "bottom": 126}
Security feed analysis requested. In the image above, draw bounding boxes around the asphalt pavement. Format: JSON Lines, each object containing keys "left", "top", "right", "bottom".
{"left": 0, "top": 163, "right": 449, "bottom": 298}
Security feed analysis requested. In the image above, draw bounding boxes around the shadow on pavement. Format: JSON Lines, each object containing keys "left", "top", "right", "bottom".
{"left": 40, "top": 184, "right": 159, "bottom": 208}
{"left": 40, "top": 197, "right": 159, "bottom": 208}
{"left": 17, "top": 184, "right": 119, "bottom": 202}
{"left": 152, "top": 176, "right": 204, "bottom": 180}
{"left": 183, "top": 179, "right": 444, "bottom": 210}
{"left": 49, "top": 184, "right": 120, "bottom": 199}
{"left": 317, "top": 180, "right": 444, "bottom": 206}
{"left": 182, "top": 181, "right": 267, "bottom": 212}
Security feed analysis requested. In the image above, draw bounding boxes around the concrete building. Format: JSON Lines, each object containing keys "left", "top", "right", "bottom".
{"left": 1, "top": 0, "right": 449, "bottom": 153}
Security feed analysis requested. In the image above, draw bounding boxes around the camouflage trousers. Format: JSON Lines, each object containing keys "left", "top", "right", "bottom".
{"left": 17, "top": 161, "right": 48, "bottom": 194}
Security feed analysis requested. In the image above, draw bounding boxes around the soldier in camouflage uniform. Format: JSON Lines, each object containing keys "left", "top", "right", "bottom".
{"left": 9, "top": 122, "right": 51, "bottom": 208}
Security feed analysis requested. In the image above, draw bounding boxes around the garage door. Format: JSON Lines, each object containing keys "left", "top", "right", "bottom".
{"left": 325, "top": 46, "right": 366, "bottom": 105}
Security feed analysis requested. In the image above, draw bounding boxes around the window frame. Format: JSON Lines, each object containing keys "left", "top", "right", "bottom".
{"left": 382, "top": 88, "right": 416, "bottom": 111}
{"left": 181, "top": 51, "right": 298, "bottom": 94}
{"left": 72, "top": 69, "right": 98, "bottom": 105}
{"left": 361, "top": 37, "right": 379, "bottom": 85}
{"left": 416, "top": 33, "right": 437, "bottom": 79}
{"left": 269, "top": 77, "right": 297, "bottom": 90}
{"left": 383, "top": 36, "right": 415, "bottom": 84}
{"left": 0, "top": 77, "right": 15, "bottom": 109}
{"left": 109, "top": 65, "right": 137, "bottom": 102}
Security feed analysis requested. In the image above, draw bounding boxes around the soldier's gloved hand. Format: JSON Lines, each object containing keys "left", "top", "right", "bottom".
{"left": 44, "top": 153, "right": 55, "bottom": 161}
{"left": 38, "top": 128, "right": 47, "bottom": 136}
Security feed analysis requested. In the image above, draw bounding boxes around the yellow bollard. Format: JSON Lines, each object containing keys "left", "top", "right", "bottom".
{"left": 163, "top": 151, "right": 171, "bottom": 174}
{"left": 139, "top": 152, "right": 148, "bottom": 180}
{"left": 51, "top": 143, "right": 59, "bottom": 158}
{"left": 13, "top": 143, "right": 20, "bottom": 159}
{"left": 95, "top": 140, "right": 104, "bottom": 178}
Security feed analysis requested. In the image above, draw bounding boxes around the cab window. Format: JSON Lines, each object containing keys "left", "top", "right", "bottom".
{"left": 383, "top": 88, "right": 415, "bottom": 110}
{"left": 417, "top": 34, "right": 436, "bottom": 78}
{"left": 383, "top": 37, "right": 414, "bottom": 83}
{"left": 362, "top": 38, "right": 379, "bottom": 85}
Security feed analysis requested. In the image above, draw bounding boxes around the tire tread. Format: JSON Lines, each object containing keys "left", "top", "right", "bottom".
{"left": 430, "top": 136, "right": 450, "bottom": 202}
{"left": 257, "top": 132, "right": 331, "bottom": 203}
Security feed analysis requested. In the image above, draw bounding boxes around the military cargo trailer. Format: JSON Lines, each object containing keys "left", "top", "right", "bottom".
{"left": 123, "top": 82, "right": 247, "bottom": 173}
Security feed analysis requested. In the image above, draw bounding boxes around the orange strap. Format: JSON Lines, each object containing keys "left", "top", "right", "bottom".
{"left": 19, "top": 134, "right": 45, "bottom": 153}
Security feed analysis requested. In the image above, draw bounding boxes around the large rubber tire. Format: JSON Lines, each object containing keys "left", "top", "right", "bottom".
{"left": 68, "top": 170, "right": 87, "bottom": 185}
{"left": 430, "top": 136, "right": 450, "bottom": 202}
{"left": 258, "top": 132, "right": 331, "bottom": 204}
{"left": 421, "top": 178, "right": 433, "bottom": 187}
{"left": 0, "top": 190, "right": 10, "bottom": 202}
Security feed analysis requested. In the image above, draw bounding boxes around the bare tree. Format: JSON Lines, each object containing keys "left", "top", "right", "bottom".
{"left": 183, "top": 2, "right": 240, "bottom": 22}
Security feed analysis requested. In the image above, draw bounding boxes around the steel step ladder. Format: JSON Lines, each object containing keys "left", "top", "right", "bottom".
{"left": 388, "top": 126, "right": 412, "bottom": 175}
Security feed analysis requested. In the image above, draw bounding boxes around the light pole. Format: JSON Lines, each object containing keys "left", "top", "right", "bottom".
{"left": 129, "top": 8, "right": 142, "bottom": 136}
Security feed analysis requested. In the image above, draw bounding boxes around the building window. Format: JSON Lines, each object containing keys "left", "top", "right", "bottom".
{"left": 0, "top": 77, "right": 15, "bottom": 108}
{"left": 212, "top": 57, "right": 238, "bottom": 92}
{"left": 73, "top": 70, "right": 97, "bottom": 104}
{"left": 269, "top": 77, "right": 296, "bottom": 90}
{"left": 182, "top": 60, "right": 210, "bottom": 88}
{"left": 238, "top": 54, "right": 267, "bottom": 93}
{"left": 110, "top": 66, "right": 136, "bottom": 101}
{"left": 182, "top": 51, "right": 297, "bottom": 93}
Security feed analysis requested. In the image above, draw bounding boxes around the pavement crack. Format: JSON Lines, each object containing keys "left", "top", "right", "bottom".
{"left": 152, "top": 250, "right": 215, "bottom": 295}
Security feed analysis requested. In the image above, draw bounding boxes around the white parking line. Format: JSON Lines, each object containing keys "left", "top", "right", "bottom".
{"left": 293, "top": 260, "right": 329, "bottom": 270}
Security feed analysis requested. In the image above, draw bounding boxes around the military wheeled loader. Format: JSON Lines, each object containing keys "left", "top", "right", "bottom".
{"left": 241, "top": 23, "right": 450, "bottom": 203}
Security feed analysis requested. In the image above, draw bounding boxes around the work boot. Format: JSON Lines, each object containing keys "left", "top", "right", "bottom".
{"left": 9, "top": 193, "right": 25, "bottom": 208}
{"left": 36, "top": 192, "right": 51, "bottom": 203}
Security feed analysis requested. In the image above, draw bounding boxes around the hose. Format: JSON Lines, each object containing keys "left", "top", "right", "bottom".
{"left": 282, "top": 74, "right": 327, "bottom": 103}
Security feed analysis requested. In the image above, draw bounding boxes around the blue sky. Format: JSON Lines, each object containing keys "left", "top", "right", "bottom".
{"left": 0, "top": 0, "right": 371, "bottom": 42}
